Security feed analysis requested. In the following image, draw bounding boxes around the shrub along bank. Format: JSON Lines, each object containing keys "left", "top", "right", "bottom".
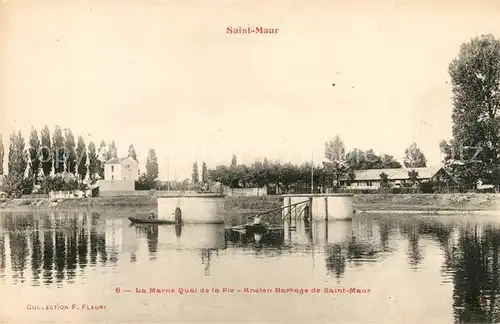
{"left": 352, "top": 193, "right": 500, "bottom": 211}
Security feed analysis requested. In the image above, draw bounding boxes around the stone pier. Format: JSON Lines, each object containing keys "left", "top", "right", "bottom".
{"left": 282, "top": 194, "right": 354, "bottom": 221}
{"left": 157, "top": 194, "right": 226, "bottom": 224}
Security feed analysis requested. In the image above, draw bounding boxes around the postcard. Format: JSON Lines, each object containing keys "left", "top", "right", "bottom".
{"left": 1, "top": 1, "right": 500, "bottom": 323}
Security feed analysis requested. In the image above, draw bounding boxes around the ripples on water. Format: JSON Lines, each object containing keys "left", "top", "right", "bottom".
{"left": 1, "top": 211, "right": 500, "bottom": 323}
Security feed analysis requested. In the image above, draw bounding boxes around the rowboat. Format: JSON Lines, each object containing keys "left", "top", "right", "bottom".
{"left": 128, "top": 216, "right": 179, "bottom": 225}
{"left": 228, "top": 223, "right": 268, "bottom": 235}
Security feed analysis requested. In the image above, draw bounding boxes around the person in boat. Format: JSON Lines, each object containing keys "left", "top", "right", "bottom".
{"left": 252, "top": 216, "right": 266, "bottom": 243}
{"left": 252, "top": 217, "right": 266, "bottom": 232}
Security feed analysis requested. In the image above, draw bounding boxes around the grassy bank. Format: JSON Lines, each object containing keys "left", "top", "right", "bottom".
{"left": 223, "top": 194, "right": 500, "bottom": 212}
{"left": 352, "top": 193, "right": 500, "bottom": 212}
{"left": 0, "top": 196, "right": 158, "bottom": 212}
{"left": 223, "top": 196, "right": 283, "bottom": 213}
{"left": 0, "top": 195, "right": 284, "bottom": 213}
{"left": 0, "top": 193, "right": 499, "bottom": 213}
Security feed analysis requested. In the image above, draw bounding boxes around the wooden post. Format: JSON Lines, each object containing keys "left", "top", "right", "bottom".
{"left": 288, "top": 197, "right": 292, "bottom": 223}
{"left": 324, "top": 219, "right": 329, "bottom": 244}
{"left": 324, "top": 196, "right": 329, "bottom": 221}
{"left": 309, "top": 197, "right": 313, "bottom": 222}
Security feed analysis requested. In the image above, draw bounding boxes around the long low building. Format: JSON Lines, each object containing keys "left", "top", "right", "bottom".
{"left": 339, "top": 166, "right": 452, "bottom": 190}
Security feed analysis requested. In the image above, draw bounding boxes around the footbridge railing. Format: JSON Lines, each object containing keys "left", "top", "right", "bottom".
{"left": 251, "top": 200, "right": 310, "bottom": 223}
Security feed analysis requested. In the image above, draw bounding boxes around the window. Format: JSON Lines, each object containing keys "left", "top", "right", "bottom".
{"left": 111, "top": 165, "right": 114, "bottom": 172}
{"left": 111, "top": 175, "right": 114, "bottom": 180}
{"left": 366, "top": 181, "right": 373, "bottom": 186}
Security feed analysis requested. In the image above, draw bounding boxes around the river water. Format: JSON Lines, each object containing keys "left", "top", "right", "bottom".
{"left": 0, "top": 210, "right": 500, "bottom": 323}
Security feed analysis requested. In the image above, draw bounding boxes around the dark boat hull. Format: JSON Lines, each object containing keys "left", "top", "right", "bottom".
{"left": 228, "top": 224, "right": 267, "bottom": 235}
{"left": 129, "top": 217, "right": 179, "bottom": 225}
{"left": 245, "top": 224, "right": 267, "bottom": 235}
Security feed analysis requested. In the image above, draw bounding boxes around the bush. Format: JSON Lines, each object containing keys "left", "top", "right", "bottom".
{"left": 477, "top": 187, "right": 497, "bottom": 193}
{"left": 0, "top": 173, "right": 24, "bottom": 198}
{"left": 39, "top": 175, "right": 83, "bottom": 193}
{"left": 135, "top": 174, "right": 157, "bottom": 190}
{"left": 419, "top": 181, "right": 434, "bottom": 193}
{"left": 78, "top": 182, "right": 89, "bottom": 191}
{"left": 21, "top": 176, "right": 35, "bottom": 195}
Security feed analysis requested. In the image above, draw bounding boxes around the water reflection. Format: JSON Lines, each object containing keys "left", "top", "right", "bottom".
{"left": 0, "top": 211, "right": 112, "bottom": 286}
{"left": 2, "top": 211, "right": 500, "bottom": 322}
{"left": 132, "top": 222, "right": 226, "bottom": 273}
{"left": 134, "top": 225, "right": 159, "bottom": 259}
{"left": 226, "top": 226, "right": 285, "bottom": 249}
{"left": 0, "top": 231, "right": 5, "bottom": 280}
{"left": 450, "top": 224, "right": 500, "bottom": 323}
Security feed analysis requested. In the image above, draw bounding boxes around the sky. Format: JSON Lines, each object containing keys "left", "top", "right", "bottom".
{"left": 1, "top": 1, "right": 500, "bottom": 180}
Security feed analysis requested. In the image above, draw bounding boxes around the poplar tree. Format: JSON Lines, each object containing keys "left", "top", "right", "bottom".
{"left": 52, "top": 126, "right": 65, "bottom": 174}
{"left": 40, "top": 125, "right": 53, "bottom": 176}
{"left": 64, "top": 128, "right": 77, "bottom": 174}
{"left": 88, "top": 141, "right": 99, "bottom": 181}
{"left": 8, "top": 131, "right": 27, "bottom": 176}
{"left": 192, "top": 161, "right": 199, "bottom": 185}
{"left": 98, "top": 140, "right": 107, "bottom": 179}
{"left": 109, "top": 141, "right": 118, "bottom": 159}
{"left": 76, "top": 136, "right": 88, "bottom": 181}
{"left": 28, "top": 127, "right": 41, "bottom": 180}
{"left": 201, "top": 161, "right": 208, "bottom": 183}
{"left": 146, "top": 148, "right": 159, "bottom": 182}
{"left": 128, "top": 144, "right": 138, "bottom": 162}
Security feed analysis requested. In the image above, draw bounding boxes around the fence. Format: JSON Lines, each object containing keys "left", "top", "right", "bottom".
{"left": 223, "top": 187, "right": 268, "bottom": 197}
{"left": 324, "top": 185, "right": 497, "bottom": 194}
{"left": 21, "top": 194, "right": 49, "bottom": 199}
{"left": 49, "top": 190, "right": 89, "bottom": 199}
{"left": 97, "top": 190, "right": 207, "bottom": 198}
{"left": 98, "top": 190, "right": 153, "bottom": 197}
{"left": 267, "top": 184, "right": 497, "bottom": 195}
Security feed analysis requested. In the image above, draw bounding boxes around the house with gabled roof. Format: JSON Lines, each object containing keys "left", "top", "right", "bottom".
{"left": 104, "top": 157, "right": 139, "bottom": 181}
{"left": 96, "top": 157, "right": 140, "bottom": 196}
{"left": 340, "top": 166, "right": 452, "bottom": 190}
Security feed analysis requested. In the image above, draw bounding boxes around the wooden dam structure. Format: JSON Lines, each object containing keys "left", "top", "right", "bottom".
{"left": 155, "top": 193, "right": 353, "bottom": 225}
{"left": 149, "top": 193, "right": 355, "bottom": 243}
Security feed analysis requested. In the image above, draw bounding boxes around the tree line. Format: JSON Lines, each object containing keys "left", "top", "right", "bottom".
{"left": 195, "top": 139, "right": 428, "bottom": 193}
{"left": 0, "top": 125, "right": 159, "bottom": 197}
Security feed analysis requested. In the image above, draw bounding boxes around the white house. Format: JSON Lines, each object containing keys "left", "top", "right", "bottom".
{"left": 97, "top": 157, "right": 139, "bottom": 196}
{"left": 104, "top": 157, "right": 139, "bottom": 181}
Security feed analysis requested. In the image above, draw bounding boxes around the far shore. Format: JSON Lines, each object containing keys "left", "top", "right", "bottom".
{"left": 0, "top": 193, "right": 499, "bottom": 215}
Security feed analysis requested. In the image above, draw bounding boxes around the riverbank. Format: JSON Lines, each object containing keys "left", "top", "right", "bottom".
{"left": 0, "top": 195, "right": 283, "bottom": 213}
{"left": 227, "top": 194, "right": 500, "bottom": 213}
{"left": 0, "top": 193, "right": 499, "bottom": 213}
{"left": 353, "top": 193, "right": 500, "bottom": 213}
{"left": 0, "top": 196, "right": 158, "bottom": 212}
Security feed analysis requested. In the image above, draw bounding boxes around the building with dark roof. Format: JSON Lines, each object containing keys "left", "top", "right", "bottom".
{"left": 340, "top": 166, "right": 452, "bottom": 190}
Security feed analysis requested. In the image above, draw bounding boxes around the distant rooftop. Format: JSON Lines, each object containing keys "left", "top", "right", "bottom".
{"left": 351, "top": 166, "right": 445, "bottom": 181}
{"left": 105, "top": 157, "right": 138, "bottom": 165}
